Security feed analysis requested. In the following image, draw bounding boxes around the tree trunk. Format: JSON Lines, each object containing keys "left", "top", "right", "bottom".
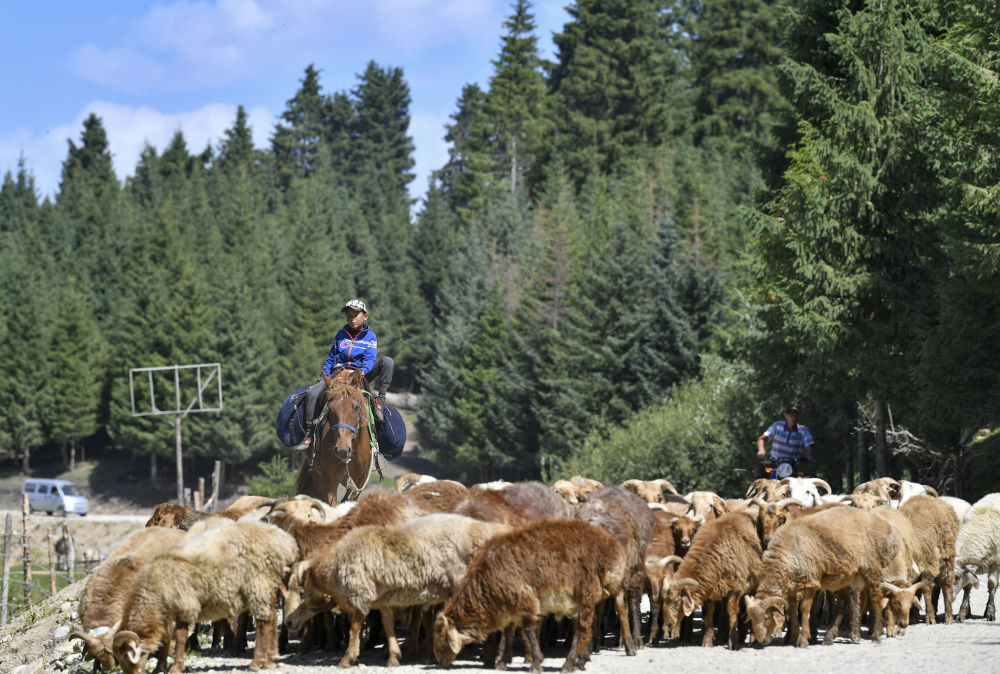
{"left": 69, "top": 438, "right": 76, "bottom": 472}
{"left": 873, "top": 399, "right": 890, "bottom": 477}
{"left": 150, "top": 453, "right": 158, "bottom": 484}
{"left": 856, "top": 425, "right": 869, "bottom": 484}
{"left": 20, "top": 442, "right": 30, "bottom": 474}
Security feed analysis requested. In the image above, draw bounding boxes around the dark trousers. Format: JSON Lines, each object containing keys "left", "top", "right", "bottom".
{"left": 304, "top": 357, "right": 394, "bottom": 422}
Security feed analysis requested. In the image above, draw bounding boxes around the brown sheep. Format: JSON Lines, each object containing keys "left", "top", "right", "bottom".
{"left": 112, "top": 521, "right": 298, "bottom": 673}
{"left": 745, "top": 506, "right": 901, "bottom": 647}
{"left": 144, "top": 495, "right": 278, "bottom": 530}
{"left": 644, "top": 509, "right": 699, "bottom": 643}
{"left": 501, "top": 481, "right": 576, "bottom": 519}
{"left": 71, "top": 527, "right": 187, "bottom": 669}
{"left": 568, "top": 475, "right": 604, "bottom": 500}
{"left": 553, "top": 479, "right": 584, "bottom": 505}
{"left": 433, "top": 518, "right": 628, "bottom": 673}
{"left": 575, "top": 486, "right": 655, "bottom": 653}
{"left": 394, "top": 472, "right": 437, "bottom": 492}
{"left": 899, "top": 493, "right": 960, "bottom": 624}
{"left": 662, "top": 509, "right": 763, "bottom": 648}
{"left": 401, "top": 479, "right": 469, "bottom": 513}
{"left": 286, "top": 513, "right": 511, "bottom": 667}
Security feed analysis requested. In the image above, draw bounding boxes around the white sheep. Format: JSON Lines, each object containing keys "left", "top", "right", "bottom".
{"left": 955, "top": 492, "right": 1000, "bottom": 621}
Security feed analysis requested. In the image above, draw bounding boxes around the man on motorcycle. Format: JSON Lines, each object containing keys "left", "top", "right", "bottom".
{"left": 757, "top": 404, "right": 815, "bottom": 464}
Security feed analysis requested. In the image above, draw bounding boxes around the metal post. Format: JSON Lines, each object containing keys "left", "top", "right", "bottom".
{"left": 176, "top": 414, "right": 184, "bottom": 505}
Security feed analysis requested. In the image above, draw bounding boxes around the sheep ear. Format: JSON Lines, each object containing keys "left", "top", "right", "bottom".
{"left": 446, "top": 621, "right": 464, "bottom": 655}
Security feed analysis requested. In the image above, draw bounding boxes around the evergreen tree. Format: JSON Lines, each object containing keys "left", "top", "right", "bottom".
{"left": 43, "top": 279, "right": 105, "bottom": 467}
{"left": 0, "top": 165, "right": 48, "bottom": 471}
{"left": 435, "top": 83, "right": 495, "bottom": 224}
{"left": 687, "top": 0, "right": 790, "bottom": 158}
{"left": 272, "top": 64, "right": 332, "bottom": 188}
{"left": 486, "top": 0, "right": 551, "bottom": 195}
{"left": 547, "top": 0, "right": 681, "bottom": 183}
{"left": 747, "top": 0, "right": 945, "bottom": 474}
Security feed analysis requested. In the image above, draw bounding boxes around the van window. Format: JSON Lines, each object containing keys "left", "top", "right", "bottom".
{"left": 39, "top": 485, "right": 50, "bottom": 495}
{"left": 61, "top": 484, "right": 76, "bottom": 495}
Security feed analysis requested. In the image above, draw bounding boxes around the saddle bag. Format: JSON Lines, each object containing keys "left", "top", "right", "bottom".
{"left": 275, "top": 385, "right": 310, "bottom": 447}
{"left": 375, "top": 404, "right": 406, "bottom": 461}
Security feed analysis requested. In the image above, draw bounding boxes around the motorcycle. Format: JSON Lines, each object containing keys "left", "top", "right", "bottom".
{"left": 760, "top": 455, "right": 811, "bottom": 480}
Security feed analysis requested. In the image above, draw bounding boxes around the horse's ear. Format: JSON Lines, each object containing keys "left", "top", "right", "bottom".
{"left": 322, "top": 372, "right": 332, "bottom": 386}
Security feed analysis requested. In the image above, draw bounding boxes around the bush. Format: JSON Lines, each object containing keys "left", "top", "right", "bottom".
{"left": 557, "top": 357, "right": 759, "bottom": 496}
{"left": 243, "top": 454, "right": 297, "bottom": 498}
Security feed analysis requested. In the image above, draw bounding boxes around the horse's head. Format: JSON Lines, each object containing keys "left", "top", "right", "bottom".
{"left": 322, "top": 369, "right": 367, "bottom": 463}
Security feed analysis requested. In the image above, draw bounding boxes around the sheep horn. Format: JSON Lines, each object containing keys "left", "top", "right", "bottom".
{"left": 673, "top": 577, "right": 699, "bottom": 590}
{"left": 809, "top": 478, "right": 832, "bottom": 495}
{"left": 923, "top": 484, "right": 939, "bottom": 497}
{"left": 663, "top": 555, "right": 684, "bottom": 566}
{"left": 776, "top": 498, "right": 805, "bottom": 508}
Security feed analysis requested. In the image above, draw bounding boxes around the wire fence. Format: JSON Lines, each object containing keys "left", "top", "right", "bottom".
{"left": 1, "top": 498, "right": 102, "bottom": 628}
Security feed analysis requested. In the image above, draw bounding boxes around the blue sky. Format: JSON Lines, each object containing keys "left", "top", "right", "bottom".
{"left": 0, "top": 0, "right": 569, "bottom": 203}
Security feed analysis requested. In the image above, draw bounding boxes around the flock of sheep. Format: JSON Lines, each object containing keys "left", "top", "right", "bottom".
{"left": 68, "top": 472, "right": 999, "bottom": 673}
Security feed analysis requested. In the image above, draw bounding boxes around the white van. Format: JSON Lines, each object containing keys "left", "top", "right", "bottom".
{"left": 20, "top": 479, "right": 89, "bottom": 516}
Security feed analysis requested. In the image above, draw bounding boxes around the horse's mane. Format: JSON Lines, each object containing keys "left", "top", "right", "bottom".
{"left": 325, "top": 368, "right": 365, "bottom": 402}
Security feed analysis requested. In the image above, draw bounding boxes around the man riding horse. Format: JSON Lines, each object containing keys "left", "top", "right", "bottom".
{"left": 298, "top": 299, "right": 394, "bottom": 449}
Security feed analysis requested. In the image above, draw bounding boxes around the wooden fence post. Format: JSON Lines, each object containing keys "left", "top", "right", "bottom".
{"left": 211, "top": 461, "right": 221, "bottom": 512}
{"left": 21, "top": 494, "right": 32, "bottom": 604}
{"left": 62, "top": 524, "right": 75, "bottom": 582}
{"left": 48, "top": 528, "right": 57, "bottom": 594}
{"left": 1, "top": 513, "right": 12, "bottom": 627}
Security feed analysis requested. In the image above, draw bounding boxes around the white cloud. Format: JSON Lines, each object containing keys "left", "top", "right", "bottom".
{"left": 0, "top": 102, "right": 275, "bottom": 199}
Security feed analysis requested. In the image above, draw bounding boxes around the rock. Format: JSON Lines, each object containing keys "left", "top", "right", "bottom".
{"left": 12, "top": 659, "right": 44, "bottom": 674}
{"left": 59, "top": 602, "right": 72, "bottom": 613}
{"left": 54, "top": 625, "right": 70, "bottom": 639}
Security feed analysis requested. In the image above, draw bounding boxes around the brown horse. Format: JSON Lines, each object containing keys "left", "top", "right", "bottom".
{"left": 293, "top": 368, "right": 375, "bottom": 504}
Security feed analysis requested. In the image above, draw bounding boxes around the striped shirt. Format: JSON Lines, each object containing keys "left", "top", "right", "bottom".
{"left": 764, "top": 421, "right": 814, "bottom": 460}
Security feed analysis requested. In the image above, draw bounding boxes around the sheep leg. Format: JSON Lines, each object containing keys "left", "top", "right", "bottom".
{"left": 521, "top": 618, "right": 544, "bottom": 674}
{"left": 404, "top": 606, "right": 422, "bottom": 660}
{"left": 250, "top": 609, "right": 276, "bottom": 670}
{"left": 378, "top": 607, "right": 403, "bottom": 666}
{"left": 785, "top": 594, "right": 800, "bottom": 646}
{"left": 647, "top": 590, "right": 662, "bottom": 644}
{"left": 629, "top": 585, "right": 644, "bottom": 649}
{"left": 340, "top": 608, "right": 366, "bottom": 668}
{"left": 168, "top": 622, "right": 189, "bottom": 674}
{"left": 958, "top": 586, "right": 971, "bottom": 621}
{"left": 699, "top": 599, "right": 715, "bottom": 648}
{"left": 726, "top": 594, "right": 742, "bottom": 650}
{"left": 987, "top": 572, "right": 998, "bottom": 621}
{"left": 823, "top": 590, "right": 846, "bottom": 645}
{"left": 564, "top": 608, "right": 594, "bottom": 673}
{"left": 494, "top": 624, "right": 516, "bottom": 669}
{"left": 920, "top": 584, "right": 936, "bottom": 624}
{"left": 866, "top": 582, "right": 884, "bottom": 643}
{"left": 940, "top": 572, "right": 955, "bottom": 625}
{"left": 796, "top": 590, "right": 815, "bottom": 647}
{"left": 613, "top": 592, "right": 637, "bottom": 655}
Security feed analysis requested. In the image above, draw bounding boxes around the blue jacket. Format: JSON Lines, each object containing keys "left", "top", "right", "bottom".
{"left": 323, "top": 324, "right": 377, "bottom": 375}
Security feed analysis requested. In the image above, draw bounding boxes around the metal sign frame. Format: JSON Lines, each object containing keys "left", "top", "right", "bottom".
{"left": 128, "top": 363, "right": 223, "bottom": 505}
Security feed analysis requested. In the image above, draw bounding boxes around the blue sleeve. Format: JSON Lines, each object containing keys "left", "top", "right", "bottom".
{"left": 801, "top": 425, "right": 814, "bottom": 446}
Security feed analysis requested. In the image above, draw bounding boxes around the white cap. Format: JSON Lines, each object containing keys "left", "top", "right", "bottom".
{"left": 342, "top": 299, "right": 368, "bottom": 313}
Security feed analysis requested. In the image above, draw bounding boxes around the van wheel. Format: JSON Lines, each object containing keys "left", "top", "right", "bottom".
{"left": 46, "top": 510, "right": 53, "bottom": 515}
{"left": 56, "top": 506, "right": 66, "bottom": 517}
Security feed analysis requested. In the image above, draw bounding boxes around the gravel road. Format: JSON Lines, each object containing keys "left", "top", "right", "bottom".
{"left": 133, "top": 586, "right": 999, "bottom": 674}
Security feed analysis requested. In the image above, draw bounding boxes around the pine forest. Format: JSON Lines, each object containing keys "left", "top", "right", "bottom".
{"left": 2, "top": 0, "right": 998, "bottom": 499}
